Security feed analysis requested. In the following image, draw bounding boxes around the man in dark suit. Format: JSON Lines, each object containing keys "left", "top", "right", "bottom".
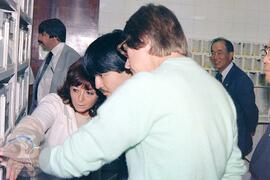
{"left": 210, "top": 37, "right": 259, "bottom": 158}
{"left": 30, "top": 18, "right": 80, "bottom": 112}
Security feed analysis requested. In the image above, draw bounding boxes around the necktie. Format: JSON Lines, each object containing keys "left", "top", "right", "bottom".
{"left": 215, "top": 72, "right": 223, "bottom": 83}
{"left": 30, "top": 52, "right": 53, "bottom": 112}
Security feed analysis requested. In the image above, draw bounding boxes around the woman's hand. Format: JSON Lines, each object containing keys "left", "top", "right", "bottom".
{"left": 0, "top": 139, "right": 40, "bottom": 164}
{"left": 0, "top": 158, "right": 24, "bottom": 180}
{"left": 0, "top": 141, "right": 41, "bottom": 179}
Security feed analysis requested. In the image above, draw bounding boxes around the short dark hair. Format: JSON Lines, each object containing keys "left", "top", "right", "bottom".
{"left": 83, "top": 30, "right": 128, "bottom": 75}
{"left": 123, "top": 4, "right": 188, "bottom": 56}
{"left": 211, "top": 37, "right": 234, "bottom": 53}
{"left": 38, "top": 18, "right": 66, "bottom": 42}
{"left": 57, "top": 58, "right": 105, "bottom": 116}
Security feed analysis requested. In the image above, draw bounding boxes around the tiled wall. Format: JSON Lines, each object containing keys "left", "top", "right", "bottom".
{"left": 99, "top": 0, "right": 270, "bottom": 44}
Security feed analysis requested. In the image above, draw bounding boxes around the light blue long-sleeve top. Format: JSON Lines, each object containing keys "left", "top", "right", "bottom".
{"left": 39, "top": 57, "right": 246, "bottom": 180}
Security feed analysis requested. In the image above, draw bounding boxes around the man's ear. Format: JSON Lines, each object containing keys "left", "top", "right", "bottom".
{"left": 143, "top": 37, "right": 151, "bottom": 52}
{"left": 229, "top": 52, "right": 234, "bottom": 61}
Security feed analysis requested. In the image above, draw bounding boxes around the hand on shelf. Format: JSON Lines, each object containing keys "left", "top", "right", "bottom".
{"left": 0, "top": 158, "right": 25, "bottom": 180}
{"left": 0, "top": 141, "right": 41, "bottom": 179}
{"left": 0, "top": 140, "right": 40, "bottom": 164}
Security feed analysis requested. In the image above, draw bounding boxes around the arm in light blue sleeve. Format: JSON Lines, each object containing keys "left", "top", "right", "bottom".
{"left": 39, "top": 74, "right": 154, "bottom": 178}
{"left": 222, "top": 98, "right": 247, "bottom": 180}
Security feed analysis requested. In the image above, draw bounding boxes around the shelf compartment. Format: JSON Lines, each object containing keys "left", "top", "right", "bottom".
{"left": 252, "top": 43, "right": 261, "bottom": 57}
{"left": 0, "top": 86, "right": 6, "bottom": 145}
{"left": 0, "top": 0, "right": 17, "bottom": 12}
{"left": 234, "top": 57, "right": 243, "bottom": 69}
{"left": 192, "top": 54, "right": 203, "bottom": 66}
{"left": 258, "top": 73, "right": 267, "bottom": 87}
{"left": 242, "top": 42, "right": 251, "bottom": 56}
{"left": 202, "top": 40, "right": 211, "bottom": 53}
{"left": 243, "top": 57, "right": 253, "bottom": 71}
{"left": 255, "top": 87, "right": 270, "bottom": 123}
{"left": 7, "top": 15, "right": 15, "bottom": 66}
{"left": 191, "top": 39, "right": 202, "bottom": 53}
{"left": 15, "top": 68, "right": 29, "bottom": 121}
{"left": 20, "top": 11, "right": 32, "bottom": 27}
{"left": 233, "top": 42, "right": 242, "bottom": 56}
{"left": 253, "top": 58, "right": 262, "bottom": 72}
{"left": 248, "top": 72, "right": 257, "bottom": 85}
{"left": 203, "top": 54, "right": 212, "bottom": 69}
{"left": 0, "top": 82, "right": 13, "bottom": 145}
{"left": 0, "top": 65, "right": 14, "bottom": 82}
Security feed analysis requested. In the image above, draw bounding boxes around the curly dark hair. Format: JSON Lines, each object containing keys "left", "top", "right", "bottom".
{"left": 57, "top": 58, "right": 105, "bottom": 117}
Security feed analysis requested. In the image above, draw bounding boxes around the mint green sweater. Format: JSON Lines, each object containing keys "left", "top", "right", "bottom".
{"left": 39, "top": 57, "right": 246, "bottom": 180}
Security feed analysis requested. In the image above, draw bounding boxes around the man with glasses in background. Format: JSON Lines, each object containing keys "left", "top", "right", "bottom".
{"left": 210, "top": 37, "right": 259, "bottom": 159}
{"left": 249, "top": 43, "right": 270, "bottom": 180}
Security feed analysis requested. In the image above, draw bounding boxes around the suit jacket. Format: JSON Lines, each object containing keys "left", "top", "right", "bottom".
{"left": 249, "top": 125, "right": 270, "bottom": 180}
{"left": 219, "top": 63, "right": 258, "bottom": 157}
{"left": 30, "top": 44, "right": 80, "bottom": 112}
{"left": 49, "top": 44, "right": 80, "bottom": 93}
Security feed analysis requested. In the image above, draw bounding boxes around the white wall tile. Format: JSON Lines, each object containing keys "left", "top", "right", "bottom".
{"left": 219, "top": 8, "right": 234, "bottom": 23}
{"left": 218, "top": 0, "right": 235, "bottom": 9}
{"left": 235, "top": 0, "right": 247, "bottom": 10}
{"left": 179, "top": 18, "right": 194, "bottom": 39}
{"left": 246, "top": 0, "right": 259, "bottom": 11}
{"left": 216, "top": 22, "right": 234, "bottom": 39}
{"left": 259, "top": 0, "right": 270, "bottom": 11}
{"left": 194, "top": 5, "right": 207, "bottom": 20}
{"left": 231, "top": 23, "right": 246, "bottom": 41}
{"left": 179, "top": 0, "right": 195, "bottom": 6}
{"left": 245, "top": 24, "right": 258, "bottom": 39}
{"left": 99, "top": 0, "right": 269, "bottom": 43}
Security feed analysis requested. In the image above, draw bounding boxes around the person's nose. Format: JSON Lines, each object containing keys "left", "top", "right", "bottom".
{"left": 78, "top": 90, "right": 84, "bottom": 102}
{"left": 95, "top": 76, "right": 103, "bottom": 90}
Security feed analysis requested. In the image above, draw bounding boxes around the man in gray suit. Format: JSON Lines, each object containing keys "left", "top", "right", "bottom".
{"left": 30, "top": 18, "right": 80, "bottom": 113}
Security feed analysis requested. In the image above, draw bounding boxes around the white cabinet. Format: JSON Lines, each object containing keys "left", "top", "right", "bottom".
{"left": 189, "top": 39, "right": 269, "bottom": 123}
{"left": 0, "top": 0, "right": 33, "bottom": 178}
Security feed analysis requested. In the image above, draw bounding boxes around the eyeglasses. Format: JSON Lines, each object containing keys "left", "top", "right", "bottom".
{"left": 117, "top": 40, "right": 128, "bottom": 58}
{"left": 261, "top": 45, "right": 270, "bottom": 57}
{"left": 209, "top": 50, "right": 227, "bottom": 58}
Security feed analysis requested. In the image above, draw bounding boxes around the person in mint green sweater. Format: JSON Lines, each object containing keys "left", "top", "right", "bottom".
{"left": 39, "top": 4, "right": 246, "bottom": 180}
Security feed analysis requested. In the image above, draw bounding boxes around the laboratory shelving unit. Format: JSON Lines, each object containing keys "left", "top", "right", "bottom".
{"left": 0, "top": 0, "right": 33, "bottom": 179}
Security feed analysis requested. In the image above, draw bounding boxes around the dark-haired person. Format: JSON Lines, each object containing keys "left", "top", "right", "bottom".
{"left": 39, "top": 4, "right": 246, "bottom": 179}
{"left": 0, "top": 59, "right": 105, "bottom": 179}
{"left": 83, "top": 30, "right": 132, "bottom": 97}
{"left": 30, "top": 18, "right": 80, "bottom": 113}
{"left": 83, "top": 30, "right": 131, "bottom": 180}
{"left": 210, "top": 37, "right": 258, "bottom": 158}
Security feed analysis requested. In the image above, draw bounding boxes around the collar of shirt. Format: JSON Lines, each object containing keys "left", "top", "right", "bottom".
{"left": 220, "top": 62, "right": 233, "bottom": 82}
{"left": 37, "top": 43, "right": 65, "bottom": 102}
{"left": 50, "top": 42, "right": 65, "bottom": 69}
